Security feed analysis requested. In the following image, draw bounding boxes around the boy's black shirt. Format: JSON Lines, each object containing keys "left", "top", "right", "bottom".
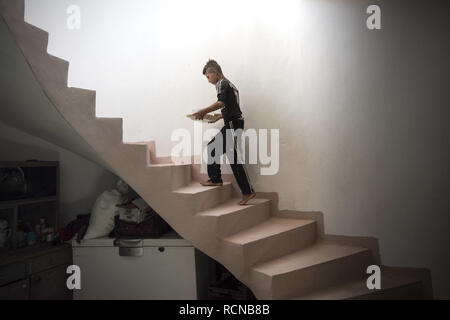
{"left": 216, "top": 77, "right": 243, "bottom": 122}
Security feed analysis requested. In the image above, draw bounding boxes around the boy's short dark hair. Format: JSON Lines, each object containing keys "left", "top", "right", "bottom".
{"left": 202, "top": 59, "right": 222, "bottom": 75}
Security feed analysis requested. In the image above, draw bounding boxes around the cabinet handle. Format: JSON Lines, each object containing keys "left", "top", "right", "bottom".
{"left": 158, "top": 247, "right": 165, "bottom": 252}
{"left": 22, "top": 283, "right": 27, "bottom": 289}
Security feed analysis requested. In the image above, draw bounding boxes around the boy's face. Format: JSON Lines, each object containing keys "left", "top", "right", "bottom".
{"left": 205, "top": 69, "right": 221, "bottom": 85}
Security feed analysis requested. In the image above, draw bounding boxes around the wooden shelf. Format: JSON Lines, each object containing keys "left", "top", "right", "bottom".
{"left": 0, "top": 161, "right": 59, "bottom": 251}
{"left": 0, "top": 196, "right": 57, "bottom": 209}
{"left": 0, "top": 161, "right": 69, "bottom": 300}
{"left": 0, "top": 242, "right": 69, "bottom": 267}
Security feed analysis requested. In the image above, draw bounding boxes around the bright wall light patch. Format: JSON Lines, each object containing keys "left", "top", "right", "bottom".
{"left": 152, "top": 0, "right": 302, "bottom": 51}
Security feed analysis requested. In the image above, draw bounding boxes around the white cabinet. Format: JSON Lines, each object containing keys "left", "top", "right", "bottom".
{"left": 72, "top": 230, "right": 216, "bottom": 300}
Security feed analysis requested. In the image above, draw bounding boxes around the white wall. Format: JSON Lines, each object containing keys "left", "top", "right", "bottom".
{"left": 24, "top": 0, "right": 450, "bottom": 297}
{"left": 0, "top": 121, "right": 119, "bottom": 227}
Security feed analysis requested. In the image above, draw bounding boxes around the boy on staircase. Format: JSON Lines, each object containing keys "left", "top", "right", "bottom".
{"left": 193, "top": 59, "right": 256, "bottom": 205}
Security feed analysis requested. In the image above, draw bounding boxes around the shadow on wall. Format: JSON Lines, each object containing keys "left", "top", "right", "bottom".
{"left": 0, "top": 138, "right": 60, "bottom": 162}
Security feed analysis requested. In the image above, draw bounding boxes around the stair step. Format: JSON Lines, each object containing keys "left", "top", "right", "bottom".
{"left": 46, "top": 87, "right": 96, "bottom": 121}
{"left": 0, "top": 0, "right": 24, "bottom": 19}
{"left": 289, "top": 266, "right": 425, "bottom": 300}
{"left": 2, "top": 17, "right": 70, "bottom": 87}
{"left": 120, "top": 142, "right": 191, "bottom": 189}
{"left": 224, "top": 217, "right": 314, "bottom": 245}
{"left": 147, "top": 164, "right": 192, "bottom": 190}
{"left": 118, "top": 143, "right": 149, "bottom": 168}
{"left": 198, "top": 198, "right": 269, "bottom": 217}
{"left": 197, "top": 198, "right": 272, "bottom": 237}
{"left": 90, "top": 117, "right": 123, "bottom": 146}
{"left": 29, "top": 53, "right": 69, "bottom": 88}
{"left": 174, "top": 181, "right": 231, "bottom": 194}
{"left": 4, "top": 19, "right": 49, "bottom": 53}
{"left": 253, "top": 242, "right": 369, "bottom": 275}
{"left": 42, "top": 54, "right": 69, "bottom": 85}
{"left": 148, "top": 162, "right": 191, "bottom": 168}
{"left": 123, "top": 141, "right": 186, "bottom": 166}
{"left": 220, "top": 217, "right": 317, "bottom": 274}
{"left": 173, "top": 182, "right": 233, "bottom": 212}
{"left": 250, "top": 242, "right": 372, "bottom": 299}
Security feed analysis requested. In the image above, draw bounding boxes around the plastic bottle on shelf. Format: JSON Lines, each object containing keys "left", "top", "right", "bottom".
{"left": 46, "top": 227, "right": 54, "bottom": 242}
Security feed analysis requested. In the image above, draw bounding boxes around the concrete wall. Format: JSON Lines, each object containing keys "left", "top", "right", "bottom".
{"left": 0, "top": 121, "right": 118, "bottom": 227}
{"left": 23, "top": 0, "right": 449, "bottom": 297}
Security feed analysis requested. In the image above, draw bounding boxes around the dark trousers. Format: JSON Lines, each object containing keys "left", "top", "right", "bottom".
{"left": 207, "top": 117, "right": 254, "bottom": 195}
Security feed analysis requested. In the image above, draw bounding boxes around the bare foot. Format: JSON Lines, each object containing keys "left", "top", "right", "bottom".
{"left": 200, "top": 180, "right": 223, "bottom": 187}
{"left": 238, "top": 192, "right": 256, "bottom": 205}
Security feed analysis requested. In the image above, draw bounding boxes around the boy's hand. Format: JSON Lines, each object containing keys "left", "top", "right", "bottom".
{"left": 193, "top": 109, "right": 207, "bottom": 120}
{"left": 208, "top": 114, "right": 222, "bottom": 123}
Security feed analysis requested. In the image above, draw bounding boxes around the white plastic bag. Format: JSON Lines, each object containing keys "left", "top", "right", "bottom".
{"left": 83, "top": 180, "right": 129, "bottom": 239}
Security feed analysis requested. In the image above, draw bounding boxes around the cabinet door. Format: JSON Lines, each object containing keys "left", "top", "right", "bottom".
{"left": 0, "top": 279, "right": 29, "bottom": 300}
{"left": 73, "top": 246, "right": 197, "bottom": 300}
{"left": 0, "top": 262, "right": 27, "bottom": 286}
{"left": 29, "top": 264, "right": 73, "bottom": 300}
{"left": 29, "top": 247, "right": 72, "bottom": 274}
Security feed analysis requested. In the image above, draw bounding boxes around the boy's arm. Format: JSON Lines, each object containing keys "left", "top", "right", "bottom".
{"left": 204, "top": 101, "right": 225, "bottom": 114}
{"left": 208, "top": 113, "right": 223, "bottom": 123}
{"left": 193, "top": 101, "right": 225, "bottom": 120}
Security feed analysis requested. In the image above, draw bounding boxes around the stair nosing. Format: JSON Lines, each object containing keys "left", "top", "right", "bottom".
{"left": 147, "top": 163, "right": 191, "bottom": 167}
{"left": 196, "top": 198, "right": 271, "bottom": 217}
{"left": 172, "top": 181, "right": 232, "bottom": 194}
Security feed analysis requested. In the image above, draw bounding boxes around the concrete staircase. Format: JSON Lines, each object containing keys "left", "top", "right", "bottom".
{"left": 0, "top": 0, "right": 433, "bottom": 299}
